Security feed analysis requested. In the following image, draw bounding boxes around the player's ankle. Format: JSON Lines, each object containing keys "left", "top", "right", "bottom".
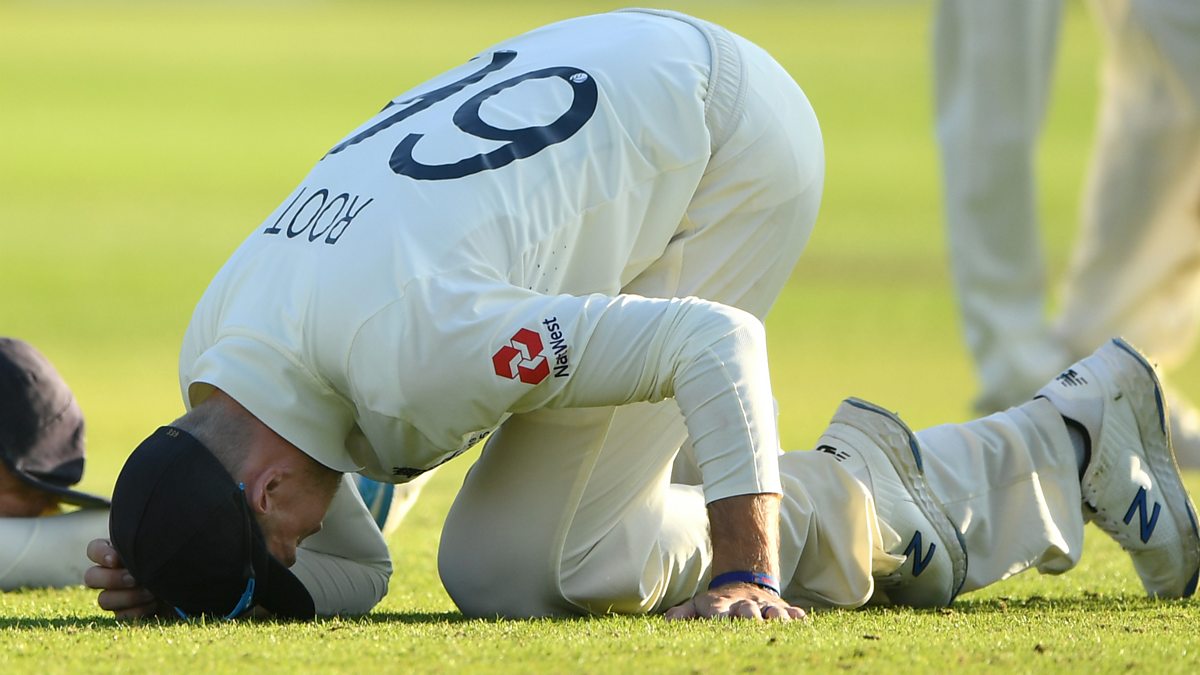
{"left": 1061, "top": 415, "right": 1092, "bottom": 479}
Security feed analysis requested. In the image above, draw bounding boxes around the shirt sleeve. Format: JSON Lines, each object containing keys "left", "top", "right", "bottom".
{"left": 289, "top": 474, "right": 393, "bottom": 616}
{"left": 353, "top": 274, "right": 782, "bottom": 503}
{"left": 0, "top": 508, "right": 109, "bottom": 589}
{"left": 542, "top": 292, "right": 782, "bottom": 502}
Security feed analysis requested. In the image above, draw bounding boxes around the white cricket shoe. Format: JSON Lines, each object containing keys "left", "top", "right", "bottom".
{"left": 814, "top": 398, "right": 968, "bottom": 607}
{"left": 1036, "top": 338, "right": 1200, "bottom": 598}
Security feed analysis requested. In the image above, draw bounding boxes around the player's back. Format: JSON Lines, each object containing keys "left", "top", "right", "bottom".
{"left": 188, "top": 10, "right": 717, "bottom": 367}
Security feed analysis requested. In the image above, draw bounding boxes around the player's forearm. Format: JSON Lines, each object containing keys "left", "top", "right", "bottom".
{"left": 667, "top": 303, "right": 782, "bottom": 501}
{"left": 0, "top": 508, "right": 109, "bottom": 589}
{"left": 289, "top": 547, "right": 391, "bottom": 616}
{"left": 707, "top": 493, "right": 782, "bottom": 582}
{"left": 288, "top": 474, "right": 395, "bottom": 616}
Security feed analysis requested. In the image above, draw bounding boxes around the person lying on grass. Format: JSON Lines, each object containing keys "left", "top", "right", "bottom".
{"left": 1, "top": 337, "right": 109, "bottom": 590}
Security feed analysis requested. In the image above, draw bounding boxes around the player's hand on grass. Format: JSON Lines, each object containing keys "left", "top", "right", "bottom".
{"left": 664, "top": 582, "right": 806, "bottom": 621}
{"left": 84, "top": 538, "right": 169, "bottom": 620}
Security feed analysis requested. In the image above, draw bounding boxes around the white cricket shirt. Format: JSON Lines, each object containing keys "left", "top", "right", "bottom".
{"left": 180, "top": 11, "right": 782, "bottom": 507}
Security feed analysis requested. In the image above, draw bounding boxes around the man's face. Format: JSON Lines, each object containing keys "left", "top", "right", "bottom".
{"left": 253, "top": 478, "right": 334, "bottom": 567}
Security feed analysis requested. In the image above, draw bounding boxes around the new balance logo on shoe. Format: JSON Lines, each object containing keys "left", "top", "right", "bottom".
{"left": 1055, "top": 368, "right": 1088, "bottom": 387}
{"left": 1123, "top": 486, "right": 1162, "bottom": 544}
{"left": 904, "top": 531, "right": 936, "bottom": 577}
{"left": 815, "top": 444, "right": 850, "bottom": 461}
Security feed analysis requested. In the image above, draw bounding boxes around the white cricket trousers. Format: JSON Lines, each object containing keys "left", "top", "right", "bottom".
{"left": 438, "top": 10, "right": 1084, "bottom": 617}
{"left": 935, "top": 0, "right": 1200, "bottom": 409}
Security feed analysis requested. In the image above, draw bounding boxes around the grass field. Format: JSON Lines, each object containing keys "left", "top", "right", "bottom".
{"left": 3, "top": 0, "right": 1200, "bottom": 672}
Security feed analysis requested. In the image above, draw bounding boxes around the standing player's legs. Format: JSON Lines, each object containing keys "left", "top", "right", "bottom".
{"left": 933, "top": 0, "right": 1068, "bottom": 413}
{"left": 1052, "top": 0, "right": 1200, "bottom": 463}
{"left": 438, "top": 13, "right": 832, "bottom": 617}
{"left": 1055, "top": 0, "right": 1200, "bottom": 365}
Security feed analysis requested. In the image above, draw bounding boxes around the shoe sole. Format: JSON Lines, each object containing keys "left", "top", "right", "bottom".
{"left": 845, "top": 397, "right": 969, "bottom": 603}
{"left": 1109, "top": 338, "right": 1200, "bottom": 597}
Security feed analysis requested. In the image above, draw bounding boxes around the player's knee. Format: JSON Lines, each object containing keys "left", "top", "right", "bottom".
{"left": 438, "top": 507, "right": 566, "bottom": 618}
{"left": 557, "top": 526, "right": 667, "bottom": 616}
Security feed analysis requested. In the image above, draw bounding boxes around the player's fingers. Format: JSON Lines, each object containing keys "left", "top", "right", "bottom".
{"left": 86, "top": 538, "right": 121, "bottom": 567}
{"left": 785, "top": 605, "right": 807, "bottom": 620}
{"left": 729, "top": 599, "right": 764, "bottom": 621}
{"left": 97, "top": 587, "right": 157, "bottom": 612}
{"left": 84, "top": 565, "right": 138, "bottom": 590}
{"left": 760, "top": 604, "right": 792, "bottom": 621}
{"left": 114, "top": 601, "right": 164, "bottom": 621}
{"left": 664, "top": 600, "right": 699, "bottom": 621}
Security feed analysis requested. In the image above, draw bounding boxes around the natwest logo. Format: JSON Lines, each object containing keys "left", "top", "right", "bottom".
{"left": 492, "top": 328, "right": 550, "bottom": 385}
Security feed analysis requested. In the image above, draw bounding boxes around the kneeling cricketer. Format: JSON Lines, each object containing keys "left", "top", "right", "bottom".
{"left": 87, "top": 9, "right": 1199, "bottom": 621}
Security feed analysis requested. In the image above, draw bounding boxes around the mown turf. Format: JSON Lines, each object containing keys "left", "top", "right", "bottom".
{"left": 3, "top": 0, "right": 1200, "bottom": 672}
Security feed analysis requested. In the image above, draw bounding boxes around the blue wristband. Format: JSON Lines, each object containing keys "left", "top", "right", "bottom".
{"left": 708, "top": 570, "right": 781, "bottom": 596}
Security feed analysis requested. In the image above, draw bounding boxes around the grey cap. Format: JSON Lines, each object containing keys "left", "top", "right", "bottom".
{"left": 0, "top": 337, "right": 109, "bottom": 509}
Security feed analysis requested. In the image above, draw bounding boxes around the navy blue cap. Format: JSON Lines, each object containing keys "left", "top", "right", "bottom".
{"left": 109, "top": 426, "right": 315, "bottom": 619}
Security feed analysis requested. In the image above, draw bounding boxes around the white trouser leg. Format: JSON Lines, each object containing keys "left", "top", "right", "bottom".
{"left": 439, "top": 404, "right": 701, "bottom": 617}
{"left": 775, "top": 448, "right": 901, "bottom": 609}
{"left": 1054, "top": 0, "right": 1200, "bottom": 368}
{"left": 439, "top": 405, "right": 889, "bottom": 616}
{"left": 934, "top": 0, "right": 1066, "bottom": 411}
{"left": 438, "top": 20, "right": 823, "bottom": 617}
{"left": 916, "top": 398, "right": 1082, "bottom": 592}
{"left": 440, "top": 392, "right": 1083, "bottom": 614}
{"left": 773, "top": 397, "right": 1083, "bottom": 608}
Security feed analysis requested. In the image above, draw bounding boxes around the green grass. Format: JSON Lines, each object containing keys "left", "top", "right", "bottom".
{"left": 2, "top": 597, "right": 1197, "bottom": 672}
{"left": 4, "top": 0, "right": 1200, "bottom": 672}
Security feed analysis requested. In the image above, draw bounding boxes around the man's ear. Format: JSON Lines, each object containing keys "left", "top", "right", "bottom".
{"left": 246, "top": 466, "right": 285, "bottom": 516}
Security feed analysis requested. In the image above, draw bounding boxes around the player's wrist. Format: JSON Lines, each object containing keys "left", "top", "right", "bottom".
{"left": 708, "top": 570, "right": 781, "bottom": 596}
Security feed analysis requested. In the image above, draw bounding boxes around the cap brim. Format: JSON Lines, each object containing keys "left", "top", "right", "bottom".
{"left": 10, "top": 466, "right": 110, "bottom": 509}
{"left": 254, "top": 541, "right": 317, "bottom": 620}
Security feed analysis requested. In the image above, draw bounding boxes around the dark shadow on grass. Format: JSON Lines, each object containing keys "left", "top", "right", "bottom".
{"left": 343, "top": 595, "right": 1188, "bottom": 624}
{"left": 0, "top": 611, "right": 584, "bottom": 631}
{"left": 846, "top": 592, "right": 1187, "bottom": 616}
{"left": 0, "top": 614, "right": 464, "bottom": 631}
{"left": 0, "top": 615, "right": 126, "bottom": 631}
{"left": 356, "top": 611, "right": 601, "bottom": 625}
{"left": 348, "top": 611, "right": 472, "bottom": 625}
